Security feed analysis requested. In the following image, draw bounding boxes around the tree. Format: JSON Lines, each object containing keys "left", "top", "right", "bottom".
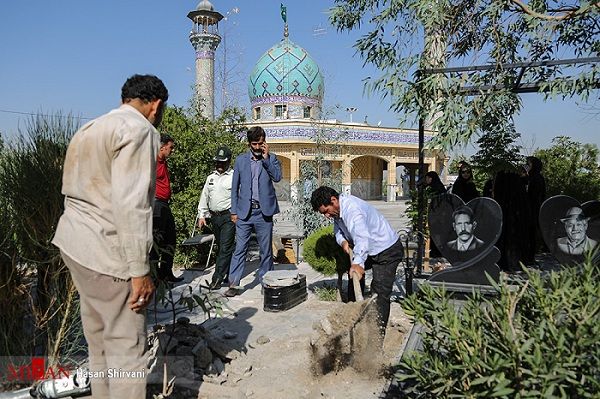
{"left": 330, "top": 0, "right": 599, "bottom": 149}
{"left": 159, "top": 106, "right": 247, "bottom": 254}
{"left": 470, "top": 130, "right": 524, "bottom": 183}
{"left": 285, "top": 108, "right": 348, "bottom": 236}
{"left": 535, "top": 136, "right": 600, "bottom": 201}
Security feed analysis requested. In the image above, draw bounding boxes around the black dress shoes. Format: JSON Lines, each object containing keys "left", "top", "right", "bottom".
{"left": 223, "top": 288, "right": 241, "bottom": 297}
{"left": 163, "top": 275, "right": 184, "bottom": 283}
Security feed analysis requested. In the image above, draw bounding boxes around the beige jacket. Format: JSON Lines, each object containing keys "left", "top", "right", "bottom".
{"left": 52, "top": 104, "right": 159, "bottom": 279}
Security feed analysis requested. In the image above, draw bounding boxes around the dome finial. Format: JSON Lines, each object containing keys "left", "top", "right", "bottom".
{"left": 280, "top": 4, "right": 288, "bottom": 38}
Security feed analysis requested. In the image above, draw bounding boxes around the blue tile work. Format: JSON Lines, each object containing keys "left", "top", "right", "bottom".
{"left": 249, "top": 39, "right": 323, "bottom": 109}
{"left": 263, "top": 125, "right": 433, "bottom": 145}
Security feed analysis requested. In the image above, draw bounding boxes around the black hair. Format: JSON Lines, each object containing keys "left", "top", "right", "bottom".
{"left": 160, "top": 134, "right": 174, "bottom": 146}
{"left": 452, "top": 206, "right": 474, "bottom": 221}
{"left": 247, "top": 126, "right": 266, "bottom": 142}
{"left": 121, "top": 74, "right": 169, "bottom": 103}
{"left": 310, "top": 186, "right": 339, "bottom": 211}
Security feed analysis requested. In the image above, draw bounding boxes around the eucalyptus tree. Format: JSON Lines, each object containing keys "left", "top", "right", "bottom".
{"left": 330, "top": 0, "right": 599, "bottom": 149}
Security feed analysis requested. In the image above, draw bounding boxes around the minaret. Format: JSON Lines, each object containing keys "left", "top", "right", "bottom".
{"left": 188, "top": 0, "right": 223, "bottom": 120}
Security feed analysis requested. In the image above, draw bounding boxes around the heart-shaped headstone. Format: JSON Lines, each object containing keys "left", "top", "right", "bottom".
{"left": 539, "top": 195, "right": 600, "bottom": 265}
{"left": 428, "top": 194, "right": 503, "bottom": 265}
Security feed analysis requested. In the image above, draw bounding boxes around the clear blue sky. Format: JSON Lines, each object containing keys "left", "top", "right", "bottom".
{"left": 0, "top": 1, "right": 598, "bottom": 153}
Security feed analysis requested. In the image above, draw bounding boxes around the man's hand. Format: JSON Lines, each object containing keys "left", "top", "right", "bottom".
{"left": 129, "top": 275, "right": 155, "bottom": 313}
{"left": 341, "top": 240, "right": 351, "bottom": 255}
{"left": 262, "top": 142, "right": 269, "bottom": 157}
{"left": 349, "top": 264, "right": 365, "bottom": 280}
{"left": 198, "top": 217, "right": 206, "bottom": 228}
{"left": 231, "top": 214, "right": 238, "bottom": 224}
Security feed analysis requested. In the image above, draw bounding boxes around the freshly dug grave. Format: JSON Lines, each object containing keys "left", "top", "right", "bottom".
{"left": 311, "top": 298, "right": 385, "bottom": 376}
{"left": 147, "top": 300, "right": 412, "bottom": 399}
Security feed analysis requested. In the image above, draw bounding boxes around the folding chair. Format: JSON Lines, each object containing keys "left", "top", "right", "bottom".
{"left": 180, "top": 214, "right": 216, "bottom": 270}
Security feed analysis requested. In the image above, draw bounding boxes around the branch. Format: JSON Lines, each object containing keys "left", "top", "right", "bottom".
{"left": 508, "top": 0, "right": 600, "bottom": 21}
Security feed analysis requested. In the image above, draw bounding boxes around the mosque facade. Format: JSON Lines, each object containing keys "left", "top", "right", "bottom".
{"left": 188, "top": 1, "right": 446, "bottom": 202}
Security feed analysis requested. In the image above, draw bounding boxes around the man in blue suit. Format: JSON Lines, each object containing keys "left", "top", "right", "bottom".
{"left": 225, "top": 126, "right": 282, "bottom": 297}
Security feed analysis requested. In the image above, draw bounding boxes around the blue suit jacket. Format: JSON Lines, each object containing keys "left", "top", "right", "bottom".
{"left": 231, "top": 151, "right": 282, "bottom": 219}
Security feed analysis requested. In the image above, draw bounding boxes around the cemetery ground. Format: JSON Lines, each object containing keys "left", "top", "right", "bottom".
{"left": 0, "top": 200, "right": 576, "bottom": 398}
{"left": 145, "top": 200, "right": 414, "bottom": 399}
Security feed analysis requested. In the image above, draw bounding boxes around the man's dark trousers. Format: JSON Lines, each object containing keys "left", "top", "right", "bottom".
{"left": 151, "top": 199, "right": 177, "bottom": 279}
{"left": 229, "top": 208, "right": 274, "bottom": 286}
{"left": 210, "top": 212, "right": 235, "bottom": 286}
{"left": 348, "top": 238, "right": 403, "bottom": 334}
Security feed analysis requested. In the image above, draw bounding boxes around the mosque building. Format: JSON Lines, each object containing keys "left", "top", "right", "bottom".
{"left": 188, "top": 1, "right": 446, "bottom": 201}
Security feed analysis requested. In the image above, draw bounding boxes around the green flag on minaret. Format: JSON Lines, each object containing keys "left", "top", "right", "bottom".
{"left": 280, "top": 3, "right": 287, "bottom": 23}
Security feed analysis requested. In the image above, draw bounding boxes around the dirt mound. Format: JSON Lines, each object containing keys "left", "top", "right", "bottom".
{"left": 310, "top": 299, "right": 409, "bottom": 380}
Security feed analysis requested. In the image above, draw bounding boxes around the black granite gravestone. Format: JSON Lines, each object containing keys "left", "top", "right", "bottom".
{"left": 427, "top": 193, "right": 502, "bottom": 285}
{"left": 539, "top": 195, "right": 600, "bottom": 265}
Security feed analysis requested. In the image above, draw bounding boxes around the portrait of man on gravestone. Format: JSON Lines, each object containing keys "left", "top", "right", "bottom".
{"left": 557, "top": 207, "right": 598, "bottom": 255}
{"left": 446, "top": 206, "right": 485, "bottom": 252}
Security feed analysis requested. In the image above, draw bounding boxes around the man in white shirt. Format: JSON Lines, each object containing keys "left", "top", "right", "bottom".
{"left": 446, "top": 206, "right": 484, "bottom": 252}
{"left": 311, "top": 186, "right": 403, "bottom": 335}
{"left": 197, "top": 147, "right": 235, "bottom": 289}
{"left": 52, "top": 74, "right": 168, "bottom": 399}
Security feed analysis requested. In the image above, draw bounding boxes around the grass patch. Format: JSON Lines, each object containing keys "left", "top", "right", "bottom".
{"left": 313, "top": 285, "right": 338, "bottom": 301}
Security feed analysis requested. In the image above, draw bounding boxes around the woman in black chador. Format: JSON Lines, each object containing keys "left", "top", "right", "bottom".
{"left": 524, "top": 156, "right": 546, "bottom": 264}
{"left": 451, "top": 163, "right": 479, "bottom": 203}
{"left": 493, "top": 170, "right": 532, "bottom": 272}
{"left": 424, "top": 171, "right": 447, "bottom": 196}
{"left": 424, "top": 171, "right": 446, "bottom": 258}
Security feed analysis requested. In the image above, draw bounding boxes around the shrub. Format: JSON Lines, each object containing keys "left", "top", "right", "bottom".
{"left": 0, "top": 114, "right": 83, "bottom": 366}
{"left": 303, "top": 225, "right": 349, "bottom": 276}
{"left": 397, "top": 257, "right": 600, "bottom": 397}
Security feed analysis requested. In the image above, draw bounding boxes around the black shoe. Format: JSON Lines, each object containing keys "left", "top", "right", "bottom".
{"left": 223, "top": 288, "right": 240, "bottom": 297}
{"left": 163, "top": 275, "right": 184, "bottom": 283}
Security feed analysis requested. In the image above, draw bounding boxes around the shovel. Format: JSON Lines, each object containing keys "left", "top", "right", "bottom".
{"left": 348, "top": 248, "right": 364, "bottom": 301}
{"left": 310, "top": 248, "right": 380, "bottom": 375}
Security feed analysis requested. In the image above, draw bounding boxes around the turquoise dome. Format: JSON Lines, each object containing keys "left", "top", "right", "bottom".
{"left": 248, "top": 39, "right": 324, "bottom": 107}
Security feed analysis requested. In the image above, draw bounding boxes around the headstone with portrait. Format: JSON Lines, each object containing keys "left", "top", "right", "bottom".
{"left": 427, "top": 193, "right": 503, "bottom": 285}
{"left": 539, "top": 195, "right": 600, "bottom": 265}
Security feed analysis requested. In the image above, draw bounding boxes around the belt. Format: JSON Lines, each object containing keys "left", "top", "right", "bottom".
{"left": 210, "top": 209, "right": 230, "bottom": 216}
{"left": 155, "top": 198, "right": 170, "bottom": 204}
{"left": 251, "top": 201, "right": 260, "bottom": 209}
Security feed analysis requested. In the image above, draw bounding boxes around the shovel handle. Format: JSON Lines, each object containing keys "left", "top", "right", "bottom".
{"left": 348, "top": 248, "right": 364, "bottom": 301}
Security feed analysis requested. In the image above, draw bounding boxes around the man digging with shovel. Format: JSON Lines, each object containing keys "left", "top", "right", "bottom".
{"left": 310, "top": 186, "right": 403, "bottom": 336}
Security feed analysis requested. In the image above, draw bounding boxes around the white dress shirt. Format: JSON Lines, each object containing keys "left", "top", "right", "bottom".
{"left": 334, "top": 194, "right": 399, "bottom": 268}
{"left": 197, "top": 169, "right": 233, "bottom": 218}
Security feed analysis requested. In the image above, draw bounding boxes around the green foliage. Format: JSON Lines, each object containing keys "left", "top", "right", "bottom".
{"left": 313, "top": 284, "right": 339, "bottom": 301}
{"left": 285, "top": 115, "right": 347, "bottom": 236}
{"left": 330, "top": 0, "right": 599, "bottom": 149}
{"left": 398, "top": 259, "right": 600, "bottom": 397}
{"left": 303, "top": 225, "right": 349, "bottom": 276}
{"left": 0, "top": 114, "right": 83, "bottom": 363}
{"left": 160, "top": 106, "right": 247, "bottom": 265}
{"left": 471, "top": 132, "right": 523, "bottom": 177}
{"left": 535, "top": 136, "right": 600, "bottom": 202}
{"left": 470, "top": 130, "right": 524, "bottom": 189}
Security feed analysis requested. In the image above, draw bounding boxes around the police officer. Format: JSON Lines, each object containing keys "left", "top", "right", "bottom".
{"left": 197, "top": 147, "right": 235, "bottom": 289}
